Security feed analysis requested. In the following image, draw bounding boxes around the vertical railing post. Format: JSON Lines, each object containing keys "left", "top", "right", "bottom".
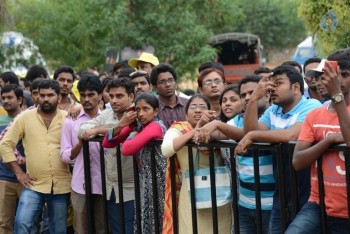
{"left": 169, "top": 156, "right": 178, "bottom": 234}
{"left": 253, "top": 148, "right": 263, "bottom": 234}
{"left": 116, "top": 145, "right": 125, "bottom": 234}
{"left": 98, "top": 143, "right": 109, "bottom": 233}
{"left": 209, "top": 147, "right": 219, "bottom": 234}
{"left": 188, "top": 146, "right": 198, "bottom": 234}
{"left": 316, "top": 157, "right": 327, "bottom": 234}
{"left": 287, "top": 143, "right": 299, "bottom": 219}
{"left": 82, "top": 140, "right": 95, "bottom": 234}
{"left": 230, "top": 144, "right": 239, "bottom": 234}
{"left": 276, "top": 143, "right": 287, "bottom": 232}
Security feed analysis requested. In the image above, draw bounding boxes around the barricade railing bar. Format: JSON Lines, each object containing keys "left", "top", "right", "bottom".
{"left": 82, "top": 138, "right": 350, "bottom": 234}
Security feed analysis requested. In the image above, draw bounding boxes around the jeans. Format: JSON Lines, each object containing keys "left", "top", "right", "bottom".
{"left": 107, "top": 189, "right": 134, "bottom": 234}
{"left": 14, "top": 188, "right": 69, "bottom": 234}
{"left": 286, "top": 202, "right": 349, "bottom": 234}
{"left": 268, "top": 197, "right": 293, "bottom": 234}
{"left": 238, "top": 205, "right": 271, "bottom": 234}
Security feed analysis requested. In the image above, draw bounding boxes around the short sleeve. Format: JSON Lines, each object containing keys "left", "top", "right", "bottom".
{"left": 296, "top": 99, "right": 322, "bottom": 123}
{"left": 298, "top": 110, "right": 316, "bottom": 143}
{"left": 259, "top": 105, "right": 273, "bottom": 129}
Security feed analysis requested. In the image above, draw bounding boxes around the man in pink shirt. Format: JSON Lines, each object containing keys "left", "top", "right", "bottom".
{"left": 60, "top": 74, "right": 103, "bottom": 233}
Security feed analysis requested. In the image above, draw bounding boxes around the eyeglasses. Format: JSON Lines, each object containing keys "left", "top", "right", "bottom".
{"left": 203, "top": 78, "right": 223, "bottom": 86}
{"left": 157, "top": 78, "right": 175, "bottom": 86}
{"left": 189, "top": 104, "right": 208, "bottom": 110}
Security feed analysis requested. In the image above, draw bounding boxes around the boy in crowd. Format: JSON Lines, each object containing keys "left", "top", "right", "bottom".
{"left": 60, "top": 74, "right": 104, "bottom": 233}
{"left": 286, "top": 49, "right": 350, "bottom": 233}
{"left": 234, "top": 65, "right": 322, "bottom": 233}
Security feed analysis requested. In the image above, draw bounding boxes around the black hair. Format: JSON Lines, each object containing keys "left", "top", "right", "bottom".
{"left": 53, "top": 65, "right": 76, "bottom": 81}
{"left": 22, "top": 92, "right": 34, "bottom": 108}
{"left": 198, "top": 61, "right": 225, "bottom": 74}
{"left": 183, "top": 88, "right": 196, "bottom": 96}
{"left": 21, "top": 78, "right": 31, "bottom": 88}
{"left": 237, "top": 74, "right": 261, "bottom": 93}
{"left": 1, "top": 84, "right": 23, "bottom": 99}
{"left": 102, "top": 77, "right": 113, "bottom": 91}
{"left": 130, "top": 71, "right": 151, "bottom": 85}
{"left": 185, "top": 94, "right": 211, "bottom": 113}
{"left": 113, "top": 60, "right": 129, "bottom": 73}
{"left": 303, "top": 57, "right": 322, "bottom": 74}
{"left": 77, "top": 73, "right": 102, "bottom": 94}
{"left": 254, "top": 67, "right": 271, "bottom": 75}
{"left": 117, "top": 67, "right": 136, "bottom": 79}
{"left": 134, "top": 92, "right": 159, "bottom": 110}
{"left": 219, "top": 84, "right": 240, "bottom": 122}
{"left": 38, "top": 79, "right": 60, "bottom": 95}
{"left": 272, "top": 65, "right": 304, "bottom": 94}
{"left": 25, "top": 64, "right": 48, "bottom": 82}
{"left": 0, "top": 71, "right": 20, "bottom": 85}
{"left": 30, "top": 78, "right": 45, "bottom": 92}
{"left": 150, "top": 63, "right": 177, "bottom": 86}
{"left": 107, "top": 77, "right": 134, "bottom": 95}
{"left": 328, "top": 48, "right": 350, "bottom": 70}
{"left": 281, "top": 61, "right": 302, "bottom": 73}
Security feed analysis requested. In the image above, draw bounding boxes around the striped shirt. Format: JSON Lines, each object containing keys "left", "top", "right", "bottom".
{"left": 228, "top": 114, "right": 274, "bottom": 210}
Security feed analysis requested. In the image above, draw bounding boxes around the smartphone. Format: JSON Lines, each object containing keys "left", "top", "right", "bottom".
{"left": 126, "top": 106, "right": 135, "bottom": 112}
{"left": 328, "top": 60, "right": 338, "bottom": 71}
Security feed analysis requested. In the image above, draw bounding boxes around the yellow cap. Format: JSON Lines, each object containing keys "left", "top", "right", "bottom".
{"left": 71, "top": 80, "right": 80, "bottom": 102}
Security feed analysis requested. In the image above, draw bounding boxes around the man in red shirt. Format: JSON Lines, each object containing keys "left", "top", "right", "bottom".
{"left": 287, "top": 49, "right": 350, "bottom": 233}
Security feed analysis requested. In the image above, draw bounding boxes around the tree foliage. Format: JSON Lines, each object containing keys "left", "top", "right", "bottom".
{"left": 298, "top": 0, "right": 350, "bottom": 56}
{"left": 3, "top": 0, "right": 306, "bottom": 80}
{"left": 231, "top": 0, "right": 306, "bottom": 50}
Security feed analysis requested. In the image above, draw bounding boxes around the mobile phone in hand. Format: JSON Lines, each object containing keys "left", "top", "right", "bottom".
{"left": 126, "top": 106, "right": 135, "bottom": 112}
{"left": 328, "top": 60, "right": 338, "bottom": 71}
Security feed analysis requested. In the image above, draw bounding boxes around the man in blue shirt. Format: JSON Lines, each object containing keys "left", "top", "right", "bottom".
{"left": 235, "top": 65, "right": 322, "bottom": 233}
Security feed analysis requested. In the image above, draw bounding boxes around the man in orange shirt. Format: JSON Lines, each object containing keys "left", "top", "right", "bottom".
{"left": 287, "top": 49, "right": 350, "bottom": 233}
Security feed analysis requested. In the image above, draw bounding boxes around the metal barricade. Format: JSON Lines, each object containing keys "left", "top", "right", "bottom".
{"left": 81, "top": 138, "right": 350, "bottom": 234}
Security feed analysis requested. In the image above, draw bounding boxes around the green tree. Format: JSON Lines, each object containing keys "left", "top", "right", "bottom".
{"left": 10, "top": 0, "right": 127, "bottom": 71}
{"left": 298, "top": 0, "right": 350, "bottom": 55}
{"left": 232, "top": 0, "right": 306, "bottom": 50}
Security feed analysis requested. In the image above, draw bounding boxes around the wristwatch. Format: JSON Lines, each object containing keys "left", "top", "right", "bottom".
{"left": 331, "top": 93, "right": 344, "bottom": 103}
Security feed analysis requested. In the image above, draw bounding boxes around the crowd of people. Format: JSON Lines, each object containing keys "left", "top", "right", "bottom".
{"left": 0, "top": 49, "right": 349, "bottom": 234}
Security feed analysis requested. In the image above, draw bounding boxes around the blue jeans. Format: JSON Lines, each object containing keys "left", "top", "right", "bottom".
{"left": 268, "top": 197, "right": 293, "bottom": 234}
{"left": 107, "top": 189, "right": 134, "bottom": 234}
{"left": 286, "top": 202, "right": 349, "bottom": 234}
{"left": 238, "top": 205, "right": 271, "bottom": 234}
{"left": 14, "top": 188, "right": 69, "bottom": 234}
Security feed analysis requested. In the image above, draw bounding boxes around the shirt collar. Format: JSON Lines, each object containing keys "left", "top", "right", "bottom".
{"left": 276, "top": 96, "right": 306, "bottom": 116}
{"left": 78, "top": 108, "right": 101, "bottom": 118}
{"left": 159, "top": 95, "right": 184, "bottom": 110}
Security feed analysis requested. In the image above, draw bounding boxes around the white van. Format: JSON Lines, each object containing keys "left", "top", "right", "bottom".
{"left": 292, "top": 36, "right": 317, "bottom": 66}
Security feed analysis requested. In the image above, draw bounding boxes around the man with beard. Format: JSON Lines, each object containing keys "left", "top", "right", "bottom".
{"left": 150, "top": 63, "right": 188, "bottom": 129}
{"left": 0, "top": 79, "right": 71, "bottom": 234}
{"left": 78, "top": 78, "right": 135, "bottom": 234}
{"left": 234, "top": 65, "right": 322, "bottom": 233}
{"left": 60, "top": 74, "right": 104, "bottom": 233}
{"left": 303, "top": 58, "right": 325, "bottom": 102}
{"left": 0, "top": 85, "right": 24, "bottom": 234}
